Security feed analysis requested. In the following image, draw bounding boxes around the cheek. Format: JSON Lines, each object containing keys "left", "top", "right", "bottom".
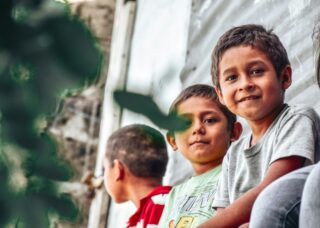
{"left": 217, "top": 88, "right": 234, "bottom": 107}
{"left": 211, "top": 128, "right": 231, "bottom": 145}
{"left": 174, "top": 133, "right": 189, "bottom": 148}
{"left": 103, "top": 168, "right": 114, "bottom": 193}
{"left": 105, "top": 178, "right": 117, "bottom": 200}
{"left": 220, "top": 135, "right": 231, "bottom": 150}
{"left": 103, "top": 171, "right": 110, "bottom": 191}
{"left": 223, "top": 87, "right": 235, "bottom": 99}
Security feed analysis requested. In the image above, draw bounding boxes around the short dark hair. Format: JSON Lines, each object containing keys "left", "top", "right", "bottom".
{"left": 106, "top": 124, "right": 168, "bottom": 180}
{"left": 211, "top": 24, "right": 290, "bottom": 87}
{"left": 168, "top": 84, "right": 236, "bottom": 132}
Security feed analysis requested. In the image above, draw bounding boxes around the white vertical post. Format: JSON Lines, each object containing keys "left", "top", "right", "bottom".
{"left": 87, "top": 0, "right": 136, "bottom": 227}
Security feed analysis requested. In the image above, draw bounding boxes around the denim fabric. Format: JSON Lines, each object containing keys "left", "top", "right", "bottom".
{"left": 250, "top": 166, "right": 315, "bottom": 228}
{"left": 300, "top": 163, "right": 320, "bottom": 227}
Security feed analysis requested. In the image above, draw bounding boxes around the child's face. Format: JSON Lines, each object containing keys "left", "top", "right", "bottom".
{"left": 216, "top": 45, "right": 291, "bottom": 122}
{"left": 168, "top": 97, "right": 232, "bottom": 170}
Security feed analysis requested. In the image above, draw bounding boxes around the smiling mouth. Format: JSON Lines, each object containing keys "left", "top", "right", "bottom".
{"left": 238, "top": 96, "right": 260, "bottom": 102}
{"left": 190, "top": 141, "right": 209, "bottom": 146}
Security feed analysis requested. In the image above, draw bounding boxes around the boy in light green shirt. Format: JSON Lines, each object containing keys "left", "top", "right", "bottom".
{"left": 158, "top": 84, "right": 242, "bottom": 228}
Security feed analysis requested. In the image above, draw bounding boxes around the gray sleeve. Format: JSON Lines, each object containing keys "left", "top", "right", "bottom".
{"left": 271, "top": 112, "right": 318, "bottom": 164}
{"left": 212, "top": 152, "right": 230, "bottom": 208}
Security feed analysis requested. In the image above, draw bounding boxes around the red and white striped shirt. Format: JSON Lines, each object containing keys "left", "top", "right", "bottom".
{"left": 127, "top": 186, "right": 172, "bottom": 228}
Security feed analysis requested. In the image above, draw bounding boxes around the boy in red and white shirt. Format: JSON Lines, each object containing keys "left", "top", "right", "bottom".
{"left": 127, "top": 185, "right": 171, "bottom": 227}
{"left": 103, "top": 124, "right": 171, "bottom": 228}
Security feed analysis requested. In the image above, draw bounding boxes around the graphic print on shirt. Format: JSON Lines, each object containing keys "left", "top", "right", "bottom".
{"left": 169, "top": 187, "right": 217, "bottom": 227}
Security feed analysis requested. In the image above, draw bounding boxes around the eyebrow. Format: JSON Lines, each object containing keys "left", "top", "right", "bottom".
{"left": 178, "top": 110, "right": 221, "bottom": 116}
{"left": 247, "top": 60, "right": 267, "bottom": 68}
{"left": 221, "top": 67, "right": 236, "bottom": 77}
{"left": 221, "top": 60, "right": 267, "bottom": 76}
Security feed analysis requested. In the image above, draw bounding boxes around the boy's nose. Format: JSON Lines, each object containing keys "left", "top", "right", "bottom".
{"left": 239, "top": 76, "right": 255, "bottom": 91}
{"left": 192, "top": 121, "right": 205, "bottom": 135}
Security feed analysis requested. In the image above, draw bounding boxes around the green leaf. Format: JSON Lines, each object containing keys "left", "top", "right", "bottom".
{"left": 113, "top": 90, "right": 190, "bottom": 132}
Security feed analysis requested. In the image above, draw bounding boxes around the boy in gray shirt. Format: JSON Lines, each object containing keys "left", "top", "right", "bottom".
{"left": 249, "top": 22, "right": 320, "bottom": 228}
{"left": 199, "top": 24, "right": 320, "bottom": 227}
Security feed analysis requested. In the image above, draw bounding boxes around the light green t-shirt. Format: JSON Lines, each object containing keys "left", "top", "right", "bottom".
{"left": 158, "top": 165, "right": 221, "bottom": 228}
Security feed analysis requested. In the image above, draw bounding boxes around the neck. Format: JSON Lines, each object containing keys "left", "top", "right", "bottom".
{"left": 248, "top": 103, "right": 285, "bottom": 146}
{"left": 192, "top": 159, "right": 222, "bottom": 176}
{"left": 127, "top": 178, "right": 161, "bottom": 208}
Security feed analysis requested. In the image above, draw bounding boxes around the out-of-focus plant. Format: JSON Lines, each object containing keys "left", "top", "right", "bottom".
{"left": 113, "top": 90, "right": 190, "bottom": 133}
{"left": 0, "top": 0, "right": 101, "bottom": 227}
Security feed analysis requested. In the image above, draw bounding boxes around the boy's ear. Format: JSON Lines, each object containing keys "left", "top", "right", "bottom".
{"left": 166, "top": 132, "right": 178, "bottom": 151}
{"left": 281, "top": 65, "right": 292, "bottom": 90}
{"left": 230, "top": 122, "right": 242, "bottom": 142}
{"left": 214, "top": 87, "right": 225, "bottom": 105}
{"left": 113, "top": 159, "right": 125, "bottom": 181}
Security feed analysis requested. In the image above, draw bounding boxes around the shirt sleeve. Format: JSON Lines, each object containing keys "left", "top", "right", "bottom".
{"left": 271, "top": 111, "right": 318, "bottom": 165}
{"left": 212, "top": 152, "right": 230, "bottom": 208}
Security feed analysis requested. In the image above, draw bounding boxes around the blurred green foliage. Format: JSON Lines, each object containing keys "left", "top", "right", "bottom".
{"left": 113, "top": 90, "right": 190, "bottom": 133}
{"left": 0, "top": 0, "right": 102, "bottom": 227}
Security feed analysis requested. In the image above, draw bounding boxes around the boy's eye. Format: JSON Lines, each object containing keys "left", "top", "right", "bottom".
{"left": 184, "top": 118, "right": 192, "bottom": 129}
{"left": 225, "top": 74, "right": 237, "bottom": 82}
{"left": 203, "top": 118, "right": 217, "bottom": 124}
{"left": 250, "top": 68, "right": 264, "bottom": 76}
{"left": 177, "top": 115, "right": 192, "bottom": 131}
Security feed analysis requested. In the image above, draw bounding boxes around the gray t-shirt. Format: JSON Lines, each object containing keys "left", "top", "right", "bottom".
{"left": 212, "top": 104, "right": 320, "bottom": 208}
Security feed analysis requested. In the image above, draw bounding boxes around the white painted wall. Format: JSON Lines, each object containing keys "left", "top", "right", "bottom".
{"left": 103, "top": 0, "right": 320, "bottom": 226}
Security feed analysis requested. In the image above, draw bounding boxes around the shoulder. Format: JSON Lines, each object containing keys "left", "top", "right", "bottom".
{"left": 151, "top": 185, "right": 172, "bottom": 195}
{"left": 143, "top": 187, "right": 171, "bottom": 212}
{"left": 149, "top": 186, "right": 172, "bottom": 203}
{"left": 226, "top": 134, "right": 250, "bottom": 157}
{"left": 270, "top": 104, "right": 320, "bottom": 138}
{"left": 281, "top": 104, "right": 319, "bottom": 122}
{"left": 168, "top": 174, "right": 209, "bottom": 196}
{"left": 169, "top": 179, "right": 191, "bottom": 195}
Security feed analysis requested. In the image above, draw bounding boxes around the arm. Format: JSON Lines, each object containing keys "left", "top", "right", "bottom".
{"left": 199, "top": 156, "right": 304, "bottom": 228}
